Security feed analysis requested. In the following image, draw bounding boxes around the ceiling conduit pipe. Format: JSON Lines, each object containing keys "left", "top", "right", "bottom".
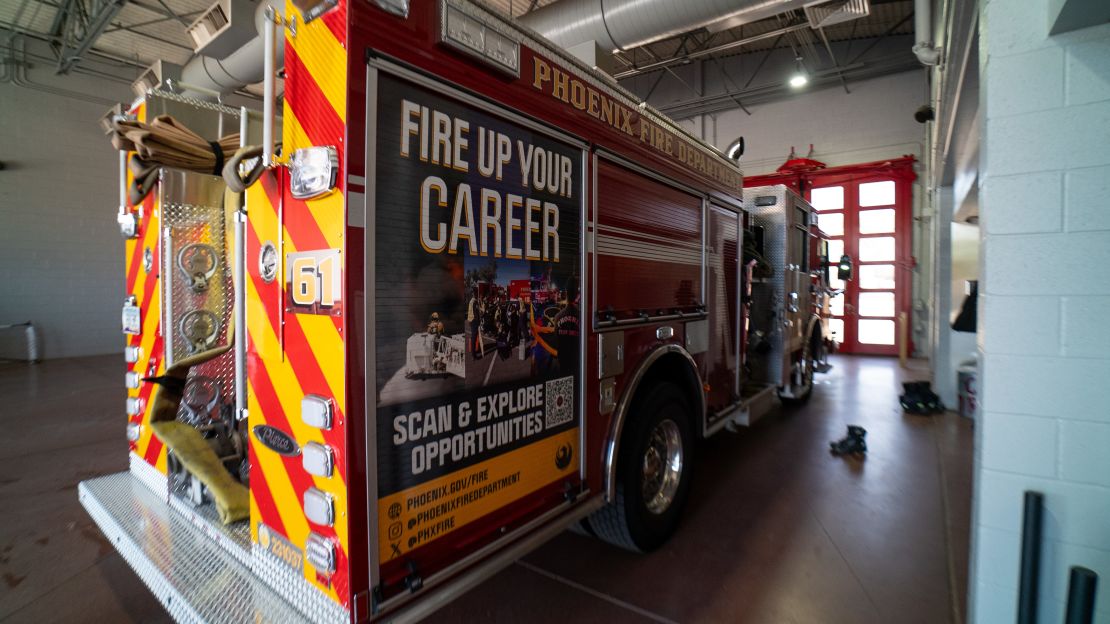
{"left": 178, "top": 0, "right": 284, "bottom": 99}
{"left": 518, "top": 0, "right": 808, "bottom": 53}
{"left": 912, "top": 0, "right": 941, "bottom": 65}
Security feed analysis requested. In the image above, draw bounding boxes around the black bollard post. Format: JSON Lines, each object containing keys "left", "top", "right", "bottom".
{"left": 1017, "top": 491, "right": 1044, "bottom": 624}
{"left": 1063, "top": 566, "right": 1098, "bottom": 624}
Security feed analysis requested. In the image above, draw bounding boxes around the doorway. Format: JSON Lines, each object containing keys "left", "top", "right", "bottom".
{"left": 745, "top": 157, "right": 915, "bottom": 356}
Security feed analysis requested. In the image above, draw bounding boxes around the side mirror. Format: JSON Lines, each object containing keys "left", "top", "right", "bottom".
{"left": 837, "top": 254, "right": 853, "bottom": 281}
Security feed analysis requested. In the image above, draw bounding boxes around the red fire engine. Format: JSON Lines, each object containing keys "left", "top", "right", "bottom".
{"left": 83, "top": 1, "right": 837, "bottom": 622}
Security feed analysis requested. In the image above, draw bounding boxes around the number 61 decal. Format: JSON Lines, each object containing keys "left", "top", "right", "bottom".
{"left": 285, "top": 249, "right": 341, "bottom": 315}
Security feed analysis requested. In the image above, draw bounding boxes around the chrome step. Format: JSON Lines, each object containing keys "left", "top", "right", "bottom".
{"left": 78, "top": 472, "right": 345, "bottom": 624}
{"left": 726, "top": 383, "right": 780, "bottom": 429}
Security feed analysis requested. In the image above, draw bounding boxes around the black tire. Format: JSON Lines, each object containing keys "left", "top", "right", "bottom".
{"left": 782, "top": 330, "right": 818, "bottom": 404}
{"left": 587, "top": 382, "right": 694, "bottom": 553}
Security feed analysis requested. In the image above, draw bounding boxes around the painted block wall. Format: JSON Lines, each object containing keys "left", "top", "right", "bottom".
{"left": 711, "top": 70, "right": 928, "bottom": 175}
{"left": 0, "top": 78, "right": 132, "bottom": 359}
{"left": 972, "top": 2, "right": 1110, "bottom": 622}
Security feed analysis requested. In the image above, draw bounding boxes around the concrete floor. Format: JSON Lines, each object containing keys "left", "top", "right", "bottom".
{"left": 0, "top": 354, "right": 972, "bottom": 623}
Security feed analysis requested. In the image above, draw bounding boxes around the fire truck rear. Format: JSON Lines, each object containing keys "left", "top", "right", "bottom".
{"left": 83, "top": 1, "right": 834, "bottom": 622}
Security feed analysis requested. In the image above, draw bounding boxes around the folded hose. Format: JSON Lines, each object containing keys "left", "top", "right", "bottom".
{"left": 222, "top": 145, "right": 265, "bottom": 193}
{"left": 108, "top": 114, "right": 268, "bottom": 202}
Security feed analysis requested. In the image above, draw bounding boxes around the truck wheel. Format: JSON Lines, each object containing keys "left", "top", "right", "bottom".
{"left": 783, "top": 332, "right": 816, "bottom": 404}
{"left": 588, "top": 382, "right": 693, "bottom": 552}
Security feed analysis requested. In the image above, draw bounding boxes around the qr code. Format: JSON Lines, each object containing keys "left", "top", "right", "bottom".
{"left": 545, "top": 376, "right": 575, "bottom": 429}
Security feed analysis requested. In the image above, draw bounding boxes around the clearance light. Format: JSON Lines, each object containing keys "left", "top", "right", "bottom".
{"left": 126, "top": 397, "right": 145, "bottom": 416}
{"left": 125, "top": 371, "right": 141, "bottom": 389}
{"left": 303, "top": 488, "right": 335, "bottom": 526}
{"left": 127, "top": 422, "right": 142, "bottom": 442}
{"left": 289, "top": 146, "right": 338, "bottom": 200}
{"left": 302, "top": 442, "right": 334, "bottom": 477}
{"left": 301, "top": 395, "right": 333, "bottom": 430}
{"left": 124, "top": 345, "right": 143, "bottom": 363}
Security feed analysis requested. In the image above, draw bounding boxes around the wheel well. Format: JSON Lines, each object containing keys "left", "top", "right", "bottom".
{"left": 604, "top": 346, "right": 705, "bottom": 501}
{"left": 635, "top": 352, "right": 705, "bottom": 436}
{"left": 807, "top": 316, "right": 823, "bottom": 349}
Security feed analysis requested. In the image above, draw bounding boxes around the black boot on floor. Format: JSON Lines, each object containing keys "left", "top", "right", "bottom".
{"left": 830, "top": 425, "right": 867, "bottom": 457}
{"left": 901, "top": 381, "right": 946, "bottom": 414}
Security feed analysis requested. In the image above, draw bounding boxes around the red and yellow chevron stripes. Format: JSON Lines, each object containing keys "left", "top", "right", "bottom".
{"left": 124, "top": 102, "right": 169, "bottom": 474}
{"left": 241, "top": 0, "right": 350, "bottom": 606}
{"left": 246, "top": 169, "right": 350, "bottom": 605}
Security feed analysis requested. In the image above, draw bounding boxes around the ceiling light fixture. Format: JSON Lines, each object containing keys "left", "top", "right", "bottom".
{"left": 789, "top": 56, "right": 808, "bottom": 89}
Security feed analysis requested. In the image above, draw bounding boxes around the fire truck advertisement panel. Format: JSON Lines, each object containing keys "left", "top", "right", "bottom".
{"left": 373, "top": 74, "right": 582, "bottom": 567}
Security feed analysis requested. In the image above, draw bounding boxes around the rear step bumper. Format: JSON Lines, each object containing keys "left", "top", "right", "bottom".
{"left": 78, "top": 471, "right": 346, "bottom": 624}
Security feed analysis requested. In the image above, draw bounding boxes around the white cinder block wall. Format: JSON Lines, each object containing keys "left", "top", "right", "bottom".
{"left": 972, "top": 2, "right": 1110, "bottom": 623}
{"left": 0, "top": 84, "right": 127, "bottom": 359}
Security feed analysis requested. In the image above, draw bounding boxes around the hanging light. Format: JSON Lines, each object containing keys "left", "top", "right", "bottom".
{"left": 789, "top": 56, "right": 808, "bottom": 88}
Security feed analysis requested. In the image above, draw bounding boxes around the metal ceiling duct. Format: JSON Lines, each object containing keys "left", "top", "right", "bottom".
{"left": 178, "top": 0, "right": 284, "bottom": 98}
{"left": 518, "top": 0, "right": 809, "bottom": 52}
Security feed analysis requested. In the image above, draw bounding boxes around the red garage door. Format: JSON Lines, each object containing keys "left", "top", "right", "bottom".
{"left": 745, "top": 157, "right": 916, "bottom": 356}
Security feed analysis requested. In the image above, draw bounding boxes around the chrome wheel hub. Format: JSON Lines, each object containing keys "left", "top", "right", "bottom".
{"left": 642, "top": 419, "right": 683, "bottom": 515}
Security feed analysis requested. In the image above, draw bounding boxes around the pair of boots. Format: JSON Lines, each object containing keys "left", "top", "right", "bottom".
{"left": 900, "top": 381, "right": 944, "bottom": 415}
{"left": 830, "top": 425, "right": 867, "bottom": 456}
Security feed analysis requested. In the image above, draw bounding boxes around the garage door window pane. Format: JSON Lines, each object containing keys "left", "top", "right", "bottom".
{"left": 858, "top": 292, "right": 895, "bottom": 317}
{"left": 810, "top": 186, "right": 844, "bottom": 211}
{"left": 829, "top": 318, "right": 844, "bottom": 342}
{"left": 858, "top": 319, "right": 895, "bottom": 344}
{"left": 859, "top": 208, "right": 895, "bottom": 233}
{"left": 859, "top": 180, "right": 895, "bottom": 207}
{"left": 827, "top": 239, "right": 844, "bottom": 262}
{"left": 859, "top": 264, "right": 896, "bottom": 289}
{"left": 829, "top": 294, "right": 844, "bottom": 316}
{"left": 818, "top": 212, "right": 844, "bottom": 236}
{"left": 858, "top": 236, "right": 895, "bottom": 261}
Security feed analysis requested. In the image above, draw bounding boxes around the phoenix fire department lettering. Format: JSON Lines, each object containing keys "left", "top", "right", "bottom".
{"left": 530, "top": 56, "right": 742, "bottom": 189}
{"left": 403, "top": 99, "right": 568, "bottom": 262}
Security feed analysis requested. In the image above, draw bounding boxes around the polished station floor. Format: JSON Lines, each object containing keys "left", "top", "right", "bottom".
{"left": 0, "top": 355, "right": 972, "bottom": 623}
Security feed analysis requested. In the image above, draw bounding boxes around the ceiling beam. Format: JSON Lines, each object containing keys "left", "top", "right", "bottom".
{"left": 613, "top": 23, "right": 810, "bottom": 80}
{"left": 56, "top": 0, "right": 127, "bottom": 74}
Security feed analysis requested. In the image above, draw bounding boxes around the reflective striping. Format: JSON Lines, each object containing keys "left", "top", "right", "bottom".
{"left": 246, "top": 174, "right": 349, "bottom": 604}
{"left": 249, "top": 443, "right": 286, "bottom": 537}
{"left": 284, "top": 45, "right": 345, "bottom": 154}
{"left": 129, "top": 188, "right": 165, "bottom": 471}
{"left": 285, "top": 16, "right": 347, "bottom": 123}
{"left": 262, "top": 0, "right": 349, "bottom": 604}
{"left": 317, "top": 0, "right": 346, "bottom": 44}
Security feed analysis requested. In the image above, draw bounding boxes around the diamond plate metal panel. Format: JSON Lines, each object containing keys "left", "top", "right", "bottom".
{"left": 168, "top": 492, "right": 252, "bottom": 569}
{"left": 130, "top": 451, "right": 168, "bottom": 496}
{"left": 251, "top": 542, "right": 349, "bottom": 624}
{"left": 746, "top": 186, "right": 787, "bottom": 385}
{"left": 79, "top": 473, "right": 339, "bottom": 624}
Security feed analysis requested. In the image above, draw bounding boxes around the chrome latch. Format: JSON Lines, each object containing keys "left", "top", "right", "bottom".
{"left": 177, "top": 243, "right": 219, "bottom": 293}
{"left": 181, "top": 376, "right": 220, "bottom": 424}
{"left": 179, "top": 309, "right": 220, "bottom": 353}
